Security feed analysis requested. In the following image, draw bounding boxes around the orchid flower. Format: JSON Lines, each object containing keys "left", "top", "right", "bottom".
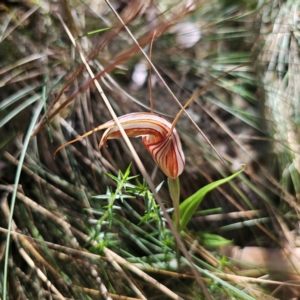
{"left": 55, "top": 112, "right": 185, "bottom": 179}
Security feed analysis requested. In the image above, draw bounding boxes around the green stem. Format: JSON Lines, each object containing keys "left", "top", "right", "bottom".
{"left": 3, "top": 100, "right": 43, "bottom": 299}
{"left": 168, "top": 177, "right": 180, "bottom": 231}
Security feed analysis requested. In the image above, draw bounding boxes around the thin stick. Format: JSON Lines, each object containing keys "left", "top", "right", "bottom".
{"left": 104, "top": 249, "right": 147, "bottom": 300}
{"left": 103, "top": 247, "right": 183, "bottom": 300}
{"left": 166, "top": 63, "right": 250, "bottom": 166}
{"left": 149, "top": 30, "right": 157, "bottom": 113}
{"left": 169, "top": 63, "right": 250, "bottom": 133}
{"left": 53, "top": 122, "right": 111, "bottom": 157}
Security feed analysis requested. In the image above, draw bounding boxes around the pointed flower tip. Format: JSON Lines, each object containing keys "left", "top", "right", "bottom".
{"left": 99, "top": 112, "right": 185, "bottom": 178}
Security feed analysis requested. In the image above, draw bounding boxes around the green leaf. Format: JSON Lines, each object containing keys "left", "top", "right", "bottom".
{"left": 198, "top": 232, "right": 232, "bottom": 247}
{"left": 105, "top": 172, "right": 120, "bottom": 183}
{"left": 178, "top": 166, "right": 245, "bottom": 232}
{"left": 2, "top": 100, "right": 44, "bottom": 300}
{"left": 0, "top": 93, "right": 41, "bottom": 127}
{"left": 0, "top": 85, "right": 39, "bottom": 110}
{"left": 76, "top": 27, "right": 111, "bottom": 39}
{"left": 87, "top": 27, "right": 110, "bottom": 35}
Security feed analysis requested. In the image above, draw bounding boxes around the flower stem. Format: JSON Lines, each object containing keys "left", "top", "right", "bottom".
{"left": 168, "top": 177, "right": 180, "bottom": 231}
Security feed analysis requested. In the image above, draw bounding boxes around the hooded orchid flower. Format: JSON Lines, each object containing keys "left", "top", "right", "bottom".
{"left": 55, "top": 112, "right": 185, "bottom": 179}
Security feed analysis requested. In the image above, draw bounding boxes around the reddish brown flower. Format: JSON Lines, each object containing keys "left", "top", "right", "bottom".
{"left": 55, "top": 112, "right": 185, "bottom": 178}
{"left": 99, "top": 112, "right": 185, "bottom": 178}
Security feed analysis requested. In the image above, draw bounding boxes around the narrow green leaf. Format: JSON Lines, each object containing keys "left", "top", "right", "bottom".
{"left": 3, "top": 100, "right": 43, "bottom": 300}
{"left": 198, "top": 232, "right": 232, "bottom": 247}
{"left": 76, "top": 27, "right": 111, "bottom": 39}
{"left": 178, "top": 166, "right": 245, "bottom": 231}
{"left": 0, "top": 85, "right": 39, "bottom": 110}
{"left": 105, "top": 172, "right": 120, "bottom": 182}
{"left": 155, "top": 181, "right": 164, "bottom": 193}
{"left": 0, "top": 94, "right": 41, "bottom": 127}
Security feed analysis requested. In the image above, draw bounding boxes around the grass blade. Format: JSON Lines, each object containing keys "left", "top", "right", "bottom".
{"left": 2, "top": 100, "right": 43, "bottom": 300}
{"left": 178, "top": 166, "right": 245, "bottom": 232}
{"left": 0, "top": 94, "right": 41, "bottom": 127}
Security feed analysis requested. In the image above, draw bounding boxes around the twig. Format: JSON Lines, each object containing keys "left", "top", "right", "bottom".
{"left": 193, "top": 210, "right": 263, "bottom": 222}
